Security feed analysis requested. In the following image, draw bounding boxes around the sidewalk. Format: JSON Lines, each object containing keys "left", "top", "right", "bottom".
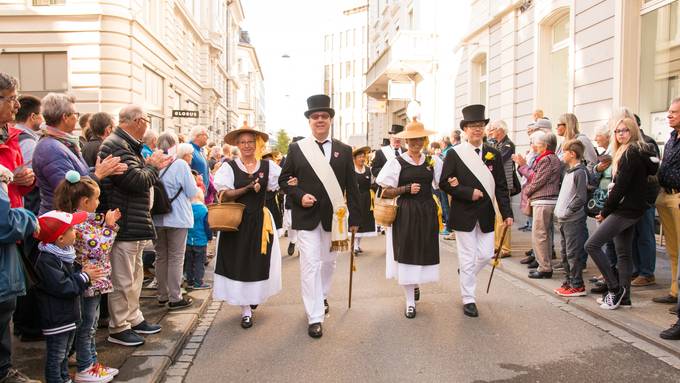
{"left": 442, "top": 227, "right": 680, "bottom": 357}
{"left": 11, "top": 274, "right": 213, "bottom": 383}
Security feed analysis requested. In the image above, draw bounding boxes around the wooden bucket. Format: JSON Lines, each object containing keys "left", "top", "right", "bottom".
{"left": 373, "top": 190, "right": 398, "bottom": 227}
{"left": 207, "top": 201, "right": 246, "bottom": 231}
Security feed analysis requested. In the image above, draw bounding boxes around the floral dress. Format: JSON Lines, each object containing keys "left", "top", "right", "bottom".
{"left": 73, "top": 212, "right": 118, "bottom": 297}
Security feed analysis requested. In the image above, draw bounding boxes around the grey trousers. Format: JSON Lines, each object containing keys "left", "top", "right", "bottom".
{"left": 155, "top": 227, "right": 189, "bottom": 303}
{"left": 558, "top": 217, "right": 587, "bottom": 288}
{"left": 585, "top": 213, "right": 639, "bottom": 294}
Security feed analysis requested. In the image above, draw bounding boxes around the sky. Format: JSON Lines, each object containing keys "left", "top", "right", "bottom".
{"left": 241, "top": 0, "right": 344, "bottom": 139}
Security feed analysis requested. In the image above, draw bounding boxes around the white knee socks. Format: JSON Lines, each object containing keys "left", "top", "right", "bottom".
{"left": 403, "top": 284, "right": 416, "bottom": 307}
{"left": 241, "top": 305, "right": 252, "bottom": 317}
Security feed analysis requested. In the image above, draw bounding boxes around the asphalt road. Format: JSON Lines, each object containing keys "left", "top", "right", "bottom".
{"left": 184, "top": 235, "right": 680, "bottom": 382}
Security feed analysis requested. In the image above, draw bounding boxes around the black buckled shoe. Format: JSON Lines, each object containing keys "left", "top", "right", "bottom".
{"left": 241, "top": 316, "right": 253, "bottom": 329}
{"left": 324, "top": 299, "right": 329, "bottom": 314}
{"left": 520, "top": 255, "right": 535, "bottom": 264}
{"left": 528, "top": 270, "right": 553, "bottom": 279}
{"left": 287, "top": 242, "right": 295, "bottom": 256}
{"left": 463, "top": 303, "right": 478, "bottom": 317}
{"left": 405, "top": 306, "right": 416, "bottom": 319}
{"left": 308, "top": 322, "right": 323, "bottom": 338}
{"left": 414, "top": 287, "right": 420, "bottom": 301}
{"left": 250, "top": 305, "right": 258, "bottom": 310}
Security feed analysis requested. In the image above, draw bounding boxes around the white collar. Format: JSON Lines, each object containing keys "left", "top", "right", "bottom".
{"left": 314, "top": 135, "right": 331, "bottom": 144}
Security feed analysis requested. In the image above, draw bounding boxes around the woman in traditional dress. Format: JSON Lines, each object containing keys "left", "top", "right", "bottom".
{"left": 352, "top": 146, "right": 377, "bottom": 253}
{"left": 212, "top": 127, "right": 282, "bottom": 329}
{"left": 376, "top": 119, "right": 442, "bottom": 319}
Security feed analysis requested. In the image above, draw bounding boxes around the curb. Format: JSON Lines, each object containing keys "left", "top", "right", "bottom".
{"left": 114, "top": 289, "right": 213, "bottom": 383}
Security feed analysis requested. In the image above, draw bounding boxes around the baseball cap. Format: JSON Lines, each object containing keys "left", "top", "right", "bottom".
{"left": 37, "top": 210, "right": 88, "bottom": 243}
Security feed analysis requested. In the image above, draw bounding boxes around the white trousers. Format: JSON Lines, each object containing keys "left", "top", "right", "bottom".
{"left": 298, "top": 224, "right": 336, "bottom": 324}
{"left": 455, "top": 224, "right": 495, "bottom": 304}
{"left": 283, "top": 209, "right": 297, "bottom": 243}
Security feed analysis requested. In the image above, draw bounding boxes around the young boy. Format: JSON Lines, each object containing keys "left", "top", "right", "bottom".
{"left": 185, "top": 189, "right": 212, "bottom": 290}
{"left": 33, "top": 211, "right": 107, "bottom": 383}
{"left": 553, "top": 140, "right": 589, "bottom": 297}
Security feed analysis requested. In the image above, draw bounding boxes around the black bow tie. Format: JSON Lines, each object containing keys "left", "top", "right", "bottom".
{"left": 475, "top": 148, "right": 481, "bottom": 155}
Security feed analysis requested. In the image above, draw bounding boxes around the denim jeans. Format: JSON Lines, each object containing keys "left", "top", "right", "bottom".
{"left": 0, "top": 297, "right": 16, "bottom": 379}
{"left": 632, "top": 206, "right": 657, "bottom": 277}
{"left": 76, "top": 295, "right": 100, "bottom": 372}
{"left": 558, "top": 217, "right": 587, "bottom": 288}
{"left": 184, "top": 245, "right": 207, "bottom": 286}
{"left": 45, "top": 330, "right": 76, "bottom": 383}
{"left": 436, "top": 190, "right": 449, "bottom": 225}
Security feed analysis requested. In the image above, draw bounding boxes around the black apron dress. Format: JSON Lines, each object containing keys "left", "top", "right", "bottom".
{"left": 215, "top": 160, "right": 274, "bottom": 282}
{"left": 391, "top": 157, "right": 440, "bottom": 266}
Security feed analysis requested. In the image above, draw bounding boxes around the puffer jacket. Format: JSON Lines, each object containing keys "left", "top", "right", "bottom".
{"left": 98, "top": 127, "right": 159, "bottom": 241}
{"left": 0, "top": 187, "right": 38, "bottom": 302}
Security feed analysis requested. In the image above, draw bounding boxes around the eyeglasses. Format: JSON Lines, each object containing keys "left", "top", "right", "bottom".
{"left": 137, "top": 117, "right": 151, "bottom": 124}
{"left": 310, "top": 113, "right": 330, "bottom": 120}
{"left": 557, "top": 123, "right": 566, "bottom": 127}
{"left": 238, "top": 140, "right": 256, "bottom": 146}
{"left": 465, "top": 124, "right": 486, "bottom": 131}
{"left": 67, "top": 112, "right": 80, "bottom": 119}
{"left": 614, "top": 128, "right": 630, "bottom": 134}
{"left": 0, "top": 95, "right": 19, "bottom": 104}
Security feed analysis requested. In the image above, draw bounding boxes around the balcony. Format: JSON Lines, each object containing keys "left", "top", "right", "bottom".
{"left": 365, "top": 30, "right": 435, "bottom": 98}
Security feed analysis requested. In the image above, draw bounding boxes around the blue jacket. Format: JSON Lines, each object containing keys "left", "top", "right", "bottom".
{"left": 190, "top": 141, "right": 210, "bottom": 187}
{"left": 33, "top": 136, "right": 92, "bottom": 215}
{"left": 0, "top": 187, "right": 38, "bottom": 302}
{"left": 187, "top": 203, "right": 211, "bottom": 246}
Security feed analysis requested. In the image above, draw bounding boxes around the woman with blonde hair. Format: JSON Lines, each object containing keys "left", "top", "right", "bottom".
{"left": 555, "top": 113, "right": 598, "bottom": 168}
{"left": 585, "top": 117, "right": 659, "bottom": 309}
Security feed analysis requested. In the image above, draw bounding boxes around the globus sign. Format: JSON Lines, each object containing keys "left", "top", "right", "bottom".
{"left": 172, "top": 110, "right": 199, "bottom": 118}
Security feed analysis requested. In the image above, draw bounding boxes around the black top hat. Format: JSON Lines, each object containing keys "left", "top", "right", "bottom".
{"left": 460, "top": 104, "right": 490, "bottom": 129}
{"left": 388, "top": 124, "right": 404, "bottom": 135}
{"left": 304, "top": 94, "right": 335, "bottom": 119}
{"left": 381, "top": 138, "right": 390, "bottom": 146}
{"left": 292, "top": 136, "right": 304, "bottom": 143}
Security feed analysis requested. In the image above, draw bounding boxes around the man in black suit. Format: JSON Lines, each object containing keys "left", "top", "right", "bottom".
{"left": 439, "top": 104, "right": 513, "bottom": 318}
{"left": 371, "top": 124, "right": 405, "bottom": 179}
{"left": 279, "top": 95, "right": 360, "bottom": 338}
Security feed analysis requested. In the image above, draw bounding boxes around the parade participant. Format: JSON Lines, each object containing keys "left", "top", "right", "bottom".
{"left": 212, "top": 125, "right": 282, "bottom": 329}
{"left": 279, "top": 94, "right": 360, "bottom": 338}
{"left": 282, "top": 136, "right": 304, "bottom": 256}
{"left": 376, "top": 119, "right": 442, "bottom": 319}
{"left": 439, "top": 104, "right": 513, "bottom": 318}
{"left": 352, "top": 146, "right": 377, "bottom": 253}
{"left": 371, "top": 124, "right": 405, "bottom": 178}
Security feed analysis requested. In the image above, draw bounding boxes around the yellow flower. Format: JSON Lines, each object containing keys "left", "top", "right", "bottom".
{"left": 484, "top": 152, "right": 495, "bottom": 161}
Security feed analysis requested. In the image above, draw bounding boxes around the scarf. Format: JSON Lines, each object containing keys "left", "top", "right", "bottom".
{"left": 39, "top": 242, "right": 77, "bottom": 264}
{"left": 534, "top": 150, "right": 554, "bottom": 164}
{"left": 43, "top": 125, "right": 81, "bottom": 155}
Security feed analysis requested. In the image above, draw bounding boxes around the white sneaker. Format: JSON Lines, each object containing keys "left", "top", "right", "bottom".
{"left": 143, "top": 278, "right": 158, "bottom": 290}
{"left": 94, "top": 363, "right": 118, "bottom": 377}
{"left": 74, "top": 364, "right": 114, "bottom": 383}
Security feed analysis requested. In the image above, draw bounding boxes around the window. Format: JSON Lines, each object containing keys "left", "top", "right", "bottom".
{"left": 143, "top": 0, "right": 162, "bottom": 35}
{"left": 0, "top": 52, "right": 68, "bottom": 98}
{"left": 346, "top": 61, "right": 351, "bottom": 78}
{"left": 346, "top": 92, "right": 351, "bottom": 109}
{"left": 33, "top": 0, "right": 64, "bottom": 5}
{"left": 470, "top": 53, "right": 487, "bottom": 104}
{"left": 548, "top": 14, "right": 569, "bottom": 119}
{"left": 340, "top": 32, "right": 344, "bottom": 48}
{"left": 144, "top": 67, "right": 163, "bottom": 112}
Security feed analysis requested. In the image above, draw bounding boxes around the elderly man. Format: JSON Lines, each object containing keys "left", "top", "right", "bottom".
{"left": 189, "top": 126, "right": 209, "bottom": 188}
{"left": 99, "top": 105, "right": 171, "bottom": 347}
{"left": 487, "top": 120, "right": 517, "bottom": 258}
{"left": 141, "top": 129, "right": 158, "bottom": 159}
{"left": 439, "top": 104, "right": 513, "bottom": 318}
{"left": 371, "top": 124, "right": 404, "bottom": 179}
{"left": 280, "top": 95, "right": 360, "bottom": 338}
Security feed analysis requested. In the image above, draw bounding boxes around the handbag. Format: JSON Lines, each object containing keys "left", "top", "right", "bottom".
{"left": 151, "top": 161, "right": 184, "bottom": 215}
{"left": 586, "top": 188, "right": 607, "bottom": 218}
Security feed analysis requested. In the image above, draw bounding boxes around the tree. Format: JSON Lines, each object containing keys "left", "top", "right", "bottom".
{"left": 275, "top": 129, "right": 291, "bottom": 154}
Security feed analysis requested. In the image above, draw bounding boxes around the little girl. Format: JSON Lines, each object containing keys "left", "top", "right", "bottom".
{"left": 53, "top": 170, "right": 120, "bottom": 382}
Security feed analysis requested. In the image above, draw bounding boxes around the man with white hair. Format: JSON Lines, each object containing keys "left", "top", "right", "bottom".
{"left": 189, "top": 126, "right": 209, "bottom": 189}
{"left": 141, "top": 129, "right": 158, "bottom": 159}
{"left": 487, "top": 120, "right": 517, "bottom": 258}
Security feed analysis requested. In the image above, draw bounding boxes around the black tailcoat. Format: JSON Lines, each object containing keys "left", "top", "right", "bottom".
{"left": 438, "top": 144, "right": 513, "bottom": 233}
{"left": 279, "top": 139, "right": 361, "bottom": 231}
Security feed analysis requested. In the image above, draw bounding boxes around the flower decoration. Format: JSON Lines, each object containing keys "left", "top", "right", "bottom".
{"left": 484, "top": 152, "right": 495, "bottom": 161}
{"left": 425, "top": 155, "right": 435, "bottom": 170}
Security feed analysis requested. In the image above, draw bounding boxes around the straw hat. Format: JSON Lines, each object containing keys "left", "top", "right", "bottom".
{"left": 394, "top": 118, "right": 437, "bottom": 139}
{"left": 223, "top": 121, "right": 269, "bottom": 145}
{"left": 352, "top": 146, "right": 370, "bottom": 157}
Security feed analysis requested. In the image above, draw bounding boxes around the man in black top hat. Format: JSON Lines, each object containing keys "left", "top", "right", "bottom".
{"left": 279, "top": 94, "right": 361, "bottom": 338}
{"left": 371, "top": 124, "right": 405, "bottom": 179}
{"left": 439, "top": 104, "right": 513, "bottom": 318}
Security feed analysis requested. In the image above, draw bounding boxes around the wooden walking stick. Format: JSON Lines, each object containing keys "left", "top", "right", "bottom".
{"left": 486, "top": 224, "right": 509, "bottom": 293}
{"left": 348, "top": 231, "right": 356, "bottom": 309}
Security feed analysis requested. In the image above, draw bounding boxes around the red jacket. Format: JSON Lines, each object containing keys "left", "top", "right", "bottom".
{"left": 0, "top": 125, "right": 34, "bottom": 207}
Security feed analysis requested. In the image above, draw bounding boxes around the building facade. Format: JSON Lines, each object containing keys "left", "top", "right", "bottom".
{"left": 0, "top": 0, "right": 264, "bottom": 142}
{"left": 237, "top": 30, "right": 265, "bottom": 131}
{"left": 453, "top": 0, "right": 675, "bottom": 149}
{"left": 323, "top": 2, "right": 369, "bottom": 147}
{"left": 364, "top": 0, "right": 458, "bottom": 148}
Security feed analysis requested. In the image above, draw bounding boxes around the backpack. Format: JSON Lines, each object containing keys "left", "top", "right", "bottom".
{"left": 151, "top": 160, "right": 184, "bottom": 215}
